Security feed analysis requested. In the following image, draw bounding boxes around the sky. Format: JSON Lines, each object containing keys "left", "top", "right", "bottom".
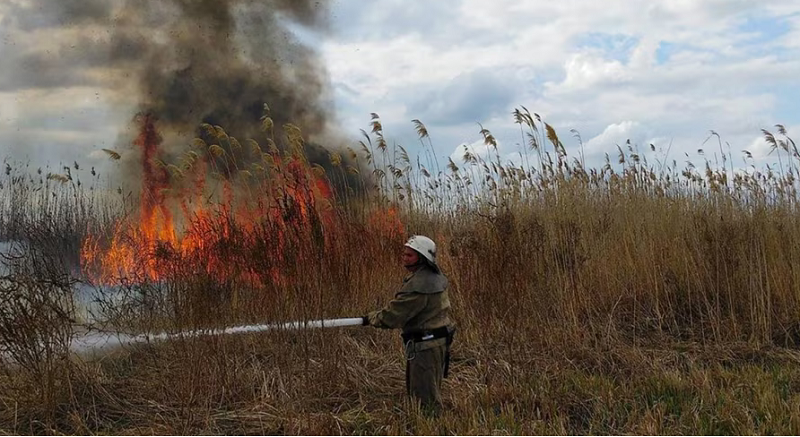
{"left": 1, "top": 0, "right": 799, "bottom": 177}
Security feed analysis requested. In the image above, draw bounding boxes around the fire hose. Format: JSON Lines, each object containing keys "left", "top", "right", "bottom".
{"left": 71, "top": 316, "right": 369, "bottom": 354}
{"left": 70, "top": 317, "right": 455, "bottom": 379}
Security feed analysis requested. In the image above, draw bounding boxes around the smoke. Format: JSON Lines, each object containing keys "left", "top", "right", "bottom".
{"left": 119, "top": 0, "right": 332, "bottom": 139}
{"left": 11, "top": 0, "right": 332, "bottom": 132}
{"left": 3, "top": 0, "right": 346, "bottom": 181}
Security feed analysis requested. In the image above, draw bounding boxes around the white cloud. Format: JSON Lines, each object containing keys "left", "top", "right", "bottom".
{"left": 547, "top": 54, "right": 629, "bottom": 94}
{"left": 585, "top": 121, "right": 641, "bottom": 153}
{"left": 746, "top": 135, "right": 773, "bottom": 162}
{"left": 628, "top": 37, "right": 659, "bottom": 70}
{"left": 447, "top": 131, "right": 530, "bottom": 171}
{"left": 744, "top": 123, "right": 800, "bottom": 163}
{"left": 322, "top": 34, "right": 530, "bottom": 101}
{"left": 449, "top": 139, "right": 496, "bottom": 167}
{"left": 779, "top": 15, "right": 800, "bottom": 49}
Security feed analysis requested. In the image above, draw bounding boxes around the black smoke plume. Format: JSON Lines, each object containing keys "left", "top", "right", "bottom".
{"left": 3, "top": 0, "right": 361, "bottom": 191}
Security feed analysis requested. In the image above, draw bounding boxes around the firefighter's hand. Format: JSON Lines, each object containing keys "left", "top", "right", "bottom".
{"left": 361, "top": 315, "right": 369, "bottom": 326}
{"left": 365, "top": 310, "right": 381, "bottom": 327}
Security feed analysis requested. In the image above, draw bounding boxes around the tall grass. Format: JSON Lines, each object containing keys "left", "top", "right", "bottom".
{"left": 1, "top": 111, "right": 800, "bottom": 434}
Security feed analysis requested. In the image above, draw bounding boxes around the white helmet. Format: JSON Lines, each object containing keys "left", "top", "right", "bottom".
{"left": 405, "top": 235, "right": 437, "bottom": 266}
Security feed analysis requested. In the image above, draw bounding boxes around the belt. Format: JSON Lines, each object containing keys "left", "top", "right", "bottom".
{"left": 401, "top": 326, "right": 456, "bottom": 378}
{"left": 401, "top": 326, "right": 450, "bottom": 343}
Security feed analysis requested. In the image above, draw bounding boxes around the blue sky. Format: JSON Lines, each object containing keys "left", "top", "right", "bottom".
{"left": 1, "top": 0, "right": 799, "bottom": 175}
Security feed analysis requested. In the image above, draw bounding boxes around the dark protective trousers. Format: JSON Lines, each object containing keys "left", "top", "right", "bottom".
{"left": 405, "top": 342, "right": 446, "bottom": 409}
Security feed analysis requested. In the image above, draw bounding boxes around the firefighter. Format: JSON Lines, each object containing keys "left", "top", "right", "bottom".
{"left": 364, "top": 235, "right": 455, "bottom": 412}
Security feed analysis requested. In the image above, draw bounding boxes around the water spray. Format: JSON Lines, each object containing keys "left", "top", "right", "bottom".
{"left": 71, "top": 317, "right": 368, "bottom": 355}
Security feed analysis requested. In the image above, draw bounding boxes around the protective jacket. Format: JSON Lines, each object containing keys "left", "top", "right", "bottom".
{"left": 368, "top": 266, "right": 452, "bottom": 334}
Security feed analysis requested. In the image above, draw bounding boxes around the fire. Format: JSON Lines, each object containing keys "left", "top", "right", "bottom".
{"left": 81, "top": 114, "right": 340, "bottom": 287}
{"left": 367, "top": 206, "right": 404, "bottom": 241}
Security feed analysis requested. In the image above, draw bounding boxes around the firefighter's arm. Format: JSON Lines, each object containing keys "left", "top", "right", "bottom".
{"left": 366, "top": 291, "right": 426, "bottom": 329}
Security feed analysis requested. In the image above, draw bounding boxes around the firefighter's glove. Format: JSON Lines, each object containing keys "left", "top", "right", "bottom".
{"left": 366, "top": 310, "right": 381, "bottom": 327}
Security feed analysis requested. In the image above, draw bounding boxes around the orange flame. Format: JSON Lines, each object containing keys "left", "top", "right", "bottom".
{"left": 81, "top": 115, "right": 339, "bottom": 287}
{"left": 367, "top": 206, "right": 404, "bottom": 241}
